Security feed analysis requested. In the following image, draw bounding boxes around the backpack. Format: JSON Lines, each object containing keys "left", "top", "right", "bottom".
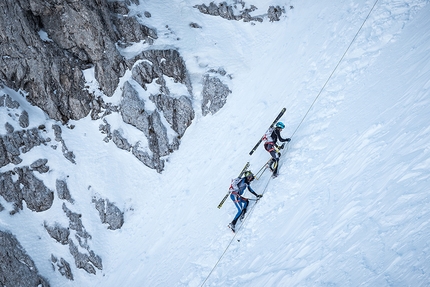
{"left": 229, "top": 177, "right": 242, "bottom": 192}
{"left": 262, "top": 127, "right": 274, "bottom": 143}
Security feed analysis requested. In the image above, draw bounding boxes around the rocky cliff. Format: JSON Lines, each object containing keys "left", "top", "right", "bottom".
{"left": 0, "top": 0, "right": 287, "bottom": 285}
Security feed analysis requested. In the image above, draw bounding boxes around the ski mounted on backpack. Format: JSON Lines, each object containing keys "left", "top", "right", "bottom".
{"left": 249, "top": 108, "right": 286, "bottom": 155}
{"left": 217, "top": 162, "right": 250, "bottom": 209}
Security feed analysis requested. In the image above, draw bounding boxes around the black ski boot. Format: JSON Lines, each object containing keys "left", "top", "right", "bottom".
{"left": 228, "top": 222, "right": 236, "bottom": 232}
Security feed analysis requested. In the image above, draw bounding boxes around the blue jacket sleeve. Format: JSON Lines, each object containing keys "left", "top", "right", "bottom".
{"left": 247, "top": 184, "right": 258, "bottom": 196}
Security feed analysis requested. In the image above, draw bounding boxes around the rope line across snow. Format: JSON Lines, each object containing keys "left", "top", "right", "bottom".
{"left": 290, "top": 0, "right": 380, "bottom": 140}
{"left": 201, "top": 0, "right": 380, "bottom": 285}
{"left": 200, "top": 174, "right": 272, "bottom": 287}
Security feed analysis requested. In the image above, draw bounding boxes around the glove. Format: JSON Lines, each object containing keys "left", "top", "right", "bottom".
{"left": 286, "top": 138, "right": 291, "bottom": 142}
{"left": 257, "top": 194, "right": 263, "bottom": 199}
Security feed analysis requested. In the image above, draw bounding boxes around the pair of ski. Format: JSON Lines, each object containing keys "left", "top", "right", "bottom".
{"left": 249, "top": 107, "right": 286, "bottom": 155}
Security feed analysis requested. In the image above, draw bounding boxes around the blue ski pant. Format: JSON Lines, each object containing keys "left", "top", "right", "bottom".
{"left": 230, "top": 193, "right": 249, "bottom": 225}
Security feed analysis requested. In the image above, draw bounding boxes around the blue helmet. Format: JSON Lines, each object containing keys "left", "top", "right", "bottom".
{"left": 276, "top": 122, "right": 285, "bottom": 129}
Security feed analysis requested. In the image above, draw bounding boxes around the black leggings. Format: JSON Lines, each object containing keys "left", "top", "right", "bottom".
{"left": 265, "top": 143, "right": 280, "bottom": 174}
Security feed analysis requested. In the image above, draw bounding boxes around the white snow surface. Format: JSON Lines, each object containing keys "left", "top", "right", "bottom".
{"left": 1, "top": 0, "right": 430, "bottom": 286}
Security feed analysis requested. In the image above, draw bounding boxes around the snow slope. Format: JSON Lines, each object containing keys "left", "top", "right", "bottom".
{"left": 1, "top": 0, "right": 430, "bottom": 286}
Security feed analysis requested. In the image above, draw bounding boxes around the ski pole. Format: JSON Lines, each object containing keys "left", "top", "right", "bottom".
{"left": 255, "top": 158, "right": 272, "bottom": 180}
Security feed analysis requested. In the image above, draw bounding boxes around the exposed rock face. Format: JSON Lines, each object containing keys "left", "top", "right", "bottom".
{"left": 0, "top": 89, "right": 114, "bottom": 282}
{"left": 52, "top": 124, "right": 76, "bottom": 164}
{"left": 0, "top": 0, "right": 156, "bottom": 123}
{"left": 17, "top": 166, "right": 54, "bottom": 212}
{"left": 194, "top": 1, "right": 262, "bottom": 22}
{"left": 118, "top": 81, "right": 165, "bottom": 171}
{"left": 0, "top": 0, "right": 241, "bottom": 283}
{"left": 51, "top": 255, "right": 74, "bottom": 281}
{"left": 0, "top": 231, "right": 50, "bottom": 287}
{"left": 112, "top": 130, "right": 133, "bottom": 152}
{"left": 1, "top": 0, "right": 206, "bottom": 173}
{"left": 62, "top": 203, "right": 103, "bottom": 274}
{"left": 267, "top": 6, "right": 285, "bottom": 22}
{"left": 0, "top": 126, "right": 48, "bottom": 168}
{"left": 56, "top": 179, "right": 74, "bottom": 203}
{"left": 194, "top": 2, "right": 286, "bottom": 23}
{"left": 130, "top": 49, "right": 193, "bottom": 95}
{"left": 30, "top": 158, "right": 49, "bottom": 173}
{"left": 150, "top": 94, "right": 194, "bottom": 137}
{"left": 92, "top": 197, "right": 124, "bottom": 230}
{"left": 68, "top": 240, "right": 102, "bottom": 275}
{"left": 189, "top": 22, "right": 202, "bottom": 28}
{"left": 62, "top": 203, "right": 91, "bottom": 244}
{"left": 201, "top": 74, "right": 232, "bottom": 116}
{"left": 110, "top": 48, "right": 196, "bottom": 172}
{"left": 44, "top": 222, "right": 70, "bottom": 245}
{"left": 121, "top": 49, "right": 195, "bottom": 170}
{"left": 0, "top": 166, "right": 54, "bottom": 214}
{"left": 120, "top": 81, "right": 149, "bottom": 131}
{"left": 87, "top": 47, "right": 196, "bottom": 172}
{"left": 19, "top": 110, "right": 29, "bottom": 128}
{"left": 0, "top": 93, "right": 20, "bottom": 109}
{"left": 113, "top": 14, "right": 158, "bottom": 47}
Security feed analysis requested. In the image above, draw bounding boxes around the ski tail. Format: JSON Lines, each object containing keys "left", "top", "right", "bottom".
{"left": 249, "top": 108, "right": 286, "bottom": 155}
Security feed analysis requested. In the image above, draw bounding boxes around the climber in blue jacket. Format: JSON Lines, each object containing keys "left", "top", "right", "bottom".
{"left": 228, "top": 171, "right": 261, "bottom": 232}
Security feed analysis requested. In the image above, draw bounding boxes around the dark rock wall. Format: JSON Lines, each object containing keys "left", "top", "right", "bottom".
{"left": 1, "top": 0, "right": 199, "bottom": 172}
{"left": 0, "top": 0, "right": 155, "bottom": 123}
{"left": 0, "top": 0, "right": 245, "bottom": 284}
{"left": 0, "top": 231, "right": 50, "bottom": 287}
{"left": 0, "top": 91, "right": 125, "bottom": 282}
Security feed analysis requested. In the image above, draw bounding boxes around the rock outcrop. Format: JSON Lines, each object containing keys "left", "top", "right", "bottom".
{"left": 56, "top": 179, "right": 74, "bottom": 203}
{"left": 267, "top": 6, "right": 285, "bottom": 22}
{"left": 0, "top": 231, "right": 50, "bottom": 287}
{"left": 51, "top": 255, "right": 74, "bottom": 281}
{"left": 44, "top": 222, "right": 70, "bottom": 245}
{"left": 92, "top": 197, "right": 124, "bottom": 230}
{"left": 0, "top": 125, "right": 48, "bottom": 168}
{"left": 0, "top": 0, "right": 245, "bottom": 283}
{"left": 62, "top": 203, "right": 103, "bottom": 275}
{"left": 194, "top": 1, "right": 262, "bottom": 22}
{"left": 95, "top": 48, "right": 196, "bottom": 172}
{"left": 52, "top": 124, "right": 76, "bottom": 164}
{"left": 0, "top": 0, "right": 156, "bottom": 123}
{"left": 194, "top": 2, "right": 286, "bottom": 23}
{"left": 0, "top": 165, "right": 54, "bottom": 214}
{"left": 201, "top": 73, "right": 232, "bottom": 116}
